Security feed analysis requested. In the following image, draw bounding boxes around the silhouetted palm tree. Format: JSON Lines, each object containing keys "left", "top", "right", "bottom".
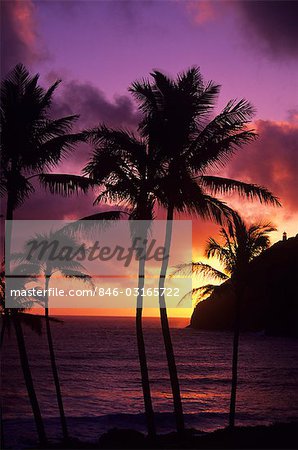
{"left": 1, "top": 64, "right": 86, "bottom": 440}
{"left": 130, "top": 67, "right": 280, "bottom": 433}
{"left": 0, "top": 266, "right": 47, "bottom": 446}
{"left": 0, "top": 63, "right": 85, "bottom": 223}
{"left": 12, "top": 231, "right": 93, "bottom": 442}
{"left": 83, "top": 127, "right": 158, "bottom": 438}
{"left": 0, "top": 65, "right": 85, "bottom": 321}
{"left": 172, "top": 212, "right": 276, "bottom": 428}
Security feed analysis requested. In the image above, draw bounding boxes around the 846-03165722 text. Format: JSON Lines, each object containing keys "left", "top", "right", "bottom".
{"left": 9, "top": 287, "right": 181, "bottom": 298}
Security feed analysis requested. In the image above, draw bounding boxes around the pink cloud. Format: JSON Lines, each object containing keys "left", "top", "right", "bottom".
{"left": 225, "top": 119, "right": 298, "bottom": 214}
{"left": 186, "top": 1, "right": 218, "bottom": 25}
{"left": 1, "top": 0, "right": 47, "bottom": 75}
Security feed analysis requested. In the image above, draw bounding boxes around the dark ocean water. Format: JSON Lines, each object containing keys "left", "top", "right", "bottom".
{"left": 2, "top": 316, "right": 298, "bottom": 448}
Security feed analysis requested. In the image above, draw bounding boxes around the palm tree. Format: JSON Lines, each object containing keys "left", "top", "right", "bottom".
{"left": 0, "top": 265, "right": 47, "bottom": 446}
{"left": 0, "top": 63, "right": 87, "bottom": 263}
{"left": 130, "top": 67, "right": 280, "bottom": 434}
{"left": 0, "top": 63, "right": 87, "bottom": 211}
{"left": 82, "top": 127, "right": 158, "bottom": 438}
{"left": 33, "top": 118, "right": 158, "bottom": 437}
{"left": 1, "top": 64, "right": 87, "bottom": 441}
{"left": 12, "top": 230, "right": 94, "bottom": 442}
{"left": 172, "top": 212, "right": 276, "bottom": 428}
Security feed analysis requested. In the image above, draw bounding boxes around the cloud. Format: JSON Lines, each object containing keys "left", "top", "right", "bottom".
{"left": 52, "top": 80, "right": 140, "bottom": 130}
{"left": 237, "top": 0, "right": 298, "bottom": 59}
{"left": 14, "top": 178, "right": 123, "bottom": 221}
{"left": 184, "top": 1, "right": 298, "bottom": 59}
{"left": 47, "top": 79, "right": 141, "bottom": 170}
{"left": 11, "top": 119, "right": 298, "bottom": 261}
{"left": 185, "top": 0, "right": 221, "bottom": 25}
{"left": 1, "top": 0, "right": 46, "bottom": 76}
{"left": 14, "top": 188, "right": 95, "bottom": 221}
{"left": 287, "top": 109, "right": 298, "bottom": 124}
{"left": 225, "top": 119, "right": 298, "bottom": 214}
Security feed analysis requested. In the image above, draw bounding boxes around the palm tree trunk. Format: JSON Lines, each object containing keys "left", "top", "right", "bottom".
{"left": 1, "top": 404, "right": 4, "bottom": 450}
{"left": 0, "top": 317, "right": 5, "bottom": 349}
{"left": 159, "top": 205, "right": 185, "bottom": 434}
{"left": 136, "top": 249, "right": 156, "bottom": 438}
{"left": 5, "top": 194, "right": 13, "bottom": 273}
{"left": 12, "top": 314, "right": 47, "bottom": 446}
{"left": 44, "top": 276, "right": 69, "bottom": 441}
{"left": 6, "top": 195, "right": 47, "bottom": 446}
{"left": 1, "top": 317, "right": 5, "bottom": 449}
{"left": 229, "top": 287, "right": 242, "bottom": 428}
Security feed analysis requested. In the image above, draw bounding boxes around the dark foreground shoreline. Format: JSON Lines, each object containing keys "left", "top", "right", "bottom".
{"left": 24, "top": 422, "right": 297, "bottom": 450}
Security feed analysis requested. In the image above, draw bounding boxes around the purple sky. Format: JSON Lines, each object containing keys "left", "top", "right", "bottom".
{"left": 2, "top": 0, "right": 298, "bottom": 241}
{"left": 3, "top": 1, "right": 298, "bottom": 121}
{"left": 2, "top": 0, "right": 298, "bottom": 316}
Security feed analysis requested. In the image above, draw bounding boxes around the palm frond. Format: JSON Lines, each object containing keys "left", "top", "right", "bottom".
{"left": 58, "top": 268, "right": 93, "bottom": 286}
{"left": 177, "top": 283, "right": 217, "bottom": 306}
{"left": 40, "top": 80, "right": 61, "bottom": 109}
{"left": 194, "top": 194, "right": 234, "bottom": 225}
{"left": 6, "top": 174, "right": 35, "bottom": 209}
{"left": 194, "top": 284, "right": 218, "bottom": 299}
{"left": 192, "top": 262, "right": 228, "bottom": 280}
{"left": 200, "top": 176, "right": 281, "bottom": 206}
{"left": 39, "top": 173, "right": 94, "bottom": 196}
{"left": 170, "top": 262, "right": 193, "bottom": 278}
{"left": 173, "top": 261, "right": 228, "bottom": 280}
{"left": 60, "top": 210, "right": 125, "bottom": 236}
{"left": 216, "top": 99, "right": 255, "bottom": 126}
{"left": 129, "top": 78, "right": 158, "bottom": 116}
{"left": 36, "top": 133, "right": 85, "bottom": 169}
{"left": 39, "top": 116, "right": 79, "bottom": 140}
{"left": 189, "top": 129, "right": 256, "bottom": 171}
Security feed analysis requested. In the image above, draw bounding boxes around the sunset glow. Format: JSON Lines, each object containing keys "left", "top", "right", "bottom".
{"left": 2, "top": 1, "right": 298, "bottom": 319}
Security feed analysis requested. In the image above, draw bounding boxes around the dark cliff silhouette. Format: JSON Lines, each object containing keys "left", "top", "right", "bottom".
{"left": 190, "top": 235, "right": 298, "bottom": 336}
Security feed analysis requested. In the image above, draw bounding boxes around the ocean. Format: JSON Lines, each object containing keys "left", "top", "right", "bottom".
{"left": 2, "top": 316, "right": 298, "bottom": 448}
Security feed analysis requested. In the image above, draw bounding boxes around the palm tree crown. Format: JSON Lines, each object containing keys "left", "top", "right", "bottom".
{"left": 0, "top": 64, "right": 83, "bottom": 214}
{"left": 130, "top": 66, "right": 280, "bottom": 222}
{"left": 173, "top": 211, "right": 276, "bottom": 302}
{"left": 83, "top": 125, "right": 158, "bottom": 220}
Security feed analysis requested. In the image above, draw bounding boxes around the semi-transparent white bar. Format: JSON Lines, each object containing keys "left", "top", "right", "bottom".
{"left": 5, "top": 220, "right": 192, "bottom": 309}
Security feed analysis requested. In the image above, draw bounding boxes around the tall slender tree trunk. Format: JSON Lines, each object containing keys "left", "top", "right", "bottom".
{"left": 158, "top": 205, "right": 184, "bottom": 434}
{"left": 44, "top": 275, "right": 69, "bottom": 441}
{"left": 2, "top": 195, "right": 13, "bottom": 450}
{"left": 229, "top": 285, "right": 242, "bottom": 428}
{"left": 1, "top": 317, "right": 5, "bottom": 449}
{"left": 5, "top": 194, "right": 13, "bottom": 273}
{"left": 136, "top": 247, "right": 156, "bottom": 438}
{"left": 13, "top": 315, "right": 47, "bottom": 446}
{"left": 0, "top": 400, "right": 4, "bottom": 450}
{"left": 6, "top": 195, "right": 47, "bottom": 446}
{"left": 0, "top": 317, "right": 5, "bottom": 349}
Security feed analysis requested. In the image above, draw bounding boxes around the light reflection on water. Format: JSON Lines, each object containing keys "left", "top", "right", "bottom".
{"left": 2, "top": 316, "right": 298, "bottom": 442}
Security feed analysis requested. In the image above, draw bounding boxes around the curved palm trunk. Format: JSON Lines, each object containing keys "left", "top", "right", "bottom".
{"left": 6, "top": 195, "right": 47, "bottom": 446}
{"left": 229, "top": 285, "right": 242, "bottom": 428}
{"left": 44, "top": 276, "right": 69, "bottom": 440}
{"left": 136, "top": 250, "right": 156, "bottom": 438}
{"left": 13, "top": 315, "right": 47, "bottom": 446}
{"left": 158, "top": 206, "right": 184, "bottom": 434}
